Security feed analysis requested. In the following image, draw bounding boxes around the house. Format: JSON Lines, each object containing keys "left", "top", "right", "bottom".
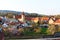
{"left": 9, "top": 22, "right": 16, "bottom": 25}
{"left": 48, "top": 16, "right": 56, "bottom": 24}
{"left": 13, "top": 15, "right": 15, "bottom": 19}
{"left": 48, "top": 16, "right": 60, "bottom": 25}
{"left": 25, "top": 17, "right": 32, "bottom": 21}
{"left": 15, "top": 12, "right": 25, "bottom": 22}
{"left": 15, "top": 12, "right": 39, "bottom": 23}
{"left": 48, "top": 18, "right": 54, "bottom": 24}
{"left": 31, "top": 17, "right": 39, "bottom": 23}
{"left": 40, "top": 17, "right": 49, "bottom": 24}
{"left": 53, "top": 19, "right": 60, "bottom": 25}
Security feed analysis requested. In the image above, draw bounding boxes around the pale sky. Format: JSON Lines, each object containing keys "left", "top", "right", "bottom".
{"left": 0, "top": 0, "right": 60, "bottom": 15}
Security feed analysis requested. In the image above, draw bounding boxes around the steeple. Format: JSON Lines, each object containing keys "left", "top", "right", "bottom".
{"left": 21, "top": 12, "right": 25, "bottom": 15}
{"left": 18, "top": 11, "right": 25, "bottom": 22}
{"left": 21, "top": 12, "right": 25, "bottom": 22}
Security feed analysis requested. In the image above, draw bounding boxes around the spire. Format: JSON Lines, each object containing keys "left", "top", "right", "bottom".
{"left": 21, "top": 11, "right": 25, "bottom": 15}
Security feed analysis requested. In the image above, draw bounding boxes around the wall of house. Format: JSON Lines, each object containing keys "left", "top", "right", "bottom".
{"left": 49, "top": 18, "right": 54, "bottom": 24}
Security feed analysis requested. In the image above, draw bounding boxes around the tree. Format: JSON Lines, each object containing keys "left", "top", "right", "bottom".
{"left": 6, "top": 13, "right": 13, "bottom": 18}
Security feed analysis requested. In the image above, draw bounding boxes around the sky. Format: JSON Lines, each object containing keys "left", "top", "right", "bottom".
{"left": 0, "top": 0, "right": 60, "bottom": 15}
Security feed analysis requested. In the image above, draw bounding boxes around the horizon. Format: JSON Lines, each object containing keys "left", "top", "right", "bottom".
{"left": 0, "top": 10, "right": 60, "bottom": 16}
{"left": 0, "top": 0, "right": 60, "bottom": 15}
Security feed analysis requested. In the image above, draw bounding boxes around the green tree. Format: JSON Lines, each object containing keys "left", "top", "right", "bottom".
{"left": 6, "top": 13, "right": 13, "bottom": 18}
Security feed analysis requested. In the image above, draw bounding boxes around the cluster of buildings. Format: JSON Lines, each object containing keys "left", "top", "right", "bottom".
{"left": 15, "top": 12, "right": 60, "bottom": 25}
{"left": 0, "top": 12, "right": 60, "bottom": 28}
{"left": 0, "top": 12, "right": 60, "bottom": 36}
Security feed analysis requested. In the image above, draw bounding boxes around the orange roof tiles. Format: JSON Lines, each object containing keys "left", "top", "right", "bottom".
{"left": 41, "top": 17, "right": 49, "bottom": 21}
{"left": 15, "top": 15, "right": 21, "bottom": 19}
{"left": 55, "top": 19, "right": 60, "bottom": 23}
{"left": 25, "top": 17, "right": 32, "bottom": 20}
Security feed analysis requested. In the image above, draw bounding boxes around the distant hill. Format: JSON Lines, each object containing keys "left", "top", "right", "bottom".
{"left": 0, "top": 10, "right": 30, "bottom": 16}
{"left": 0, "top": 10, "right": 60, "bottom": 17}
{"left": 0, "top": 10, "right": 22, "bottom": 14}
{"left": 0, "top": 10, "right": 51, "bottom": 17}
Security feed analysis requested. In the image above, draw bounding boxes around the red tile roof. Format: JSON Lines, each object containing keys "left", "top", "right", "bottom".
{"left": 25, "top": 17, "right": 32, "bottom": 20}
{"left": 55, "top": 19, "right": 60, "bottom": 23}
{"left": 15, "top": 15, "right": 21, "bottom": 19}
{"left": 41, "top": 17, "right": 49, "bottom": 21}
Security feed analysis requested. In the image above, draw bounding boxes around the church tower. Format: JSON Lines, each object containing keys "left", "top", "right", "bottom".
{"left": 18, "top": 12, "right": 25, "bottom": 22}
{"left": 21, "top": 12, "right": 25, "bottom": 22}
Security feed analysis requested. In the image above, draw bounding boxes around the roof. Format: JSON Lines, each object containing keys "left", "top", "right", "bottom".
{"left": 55, "top": 19, "right": 60, "bottom": 23}
{"left": 31, "top": 17, "right": 38, "bottom": 20}
{"left": 25, "top": 17, "right": 32, "bottom": 21}
{"left": 41, "top": 17, "right": 49, "bottom": 21}
{"left": 15, "top": 15, "right": 21, "bottom": 19}
{"left": 15, "top": 12, "right": 25, "bottom": 19}
{"left": 9, "top": 22, "right": 16, "bottom": 25}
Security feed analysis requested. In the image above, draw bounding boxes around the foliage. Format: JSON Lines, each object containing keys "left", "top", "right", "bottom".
{"left": 23, "top": 27, "right": 41, "bottom": 36}
{"left": 6, "top": 13, "right": 13, "bottom": 18}
{"left": 40, "top": 28, "right": 47, "bottom": 35}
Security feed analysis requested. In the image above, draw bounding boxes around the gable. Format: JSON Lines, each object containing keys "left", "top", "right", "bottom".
{"left": 49, "top": 18, "right": 54, "bottom": 24}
